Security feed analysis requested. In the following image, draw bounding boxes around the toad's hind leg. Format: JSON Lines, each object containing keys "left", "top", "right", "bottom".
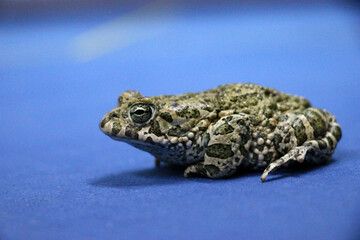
{"left": 261, "top": 108, "right": 341, "bottom": 182}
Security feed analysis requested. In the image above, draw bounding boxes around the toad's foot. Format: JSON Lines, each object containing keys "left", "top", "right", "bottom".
{"left": 261, "top": 122, "right": 341, "bottom": 182}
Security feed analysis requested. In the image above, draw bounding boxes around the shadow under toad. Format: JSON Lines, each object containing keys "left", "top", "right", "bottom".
{"left": 89, "top": 156, "right": 339, "bottom": 188}
{"left": 89, "top": 165, "right": 188, "bottom": 188}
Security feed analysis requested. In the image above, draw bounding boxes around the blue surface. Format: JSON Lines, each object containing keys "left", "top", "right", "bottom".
{"left": 1, "top": 2, "right": 360, "bottom": 240}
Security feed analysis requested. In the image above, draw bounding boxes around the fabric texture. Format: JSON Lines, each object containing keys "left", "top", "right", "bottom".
{"left": 1, "top": 2, "right": 359, "bottom": 240}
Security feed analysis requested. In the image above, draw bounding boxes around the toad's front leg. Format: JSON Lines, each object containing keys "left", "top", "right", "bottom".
{"left": 184, "top": 114, "right": 252, "bottom": 178}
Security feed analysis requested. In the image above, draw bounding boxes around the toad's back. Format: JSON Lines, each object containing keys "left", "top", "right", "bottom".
{"left": 200, "top": 83, "right": 310, "bottom": 112}
{"left": 154, "top": 83, "right": 311, "bottom": 119}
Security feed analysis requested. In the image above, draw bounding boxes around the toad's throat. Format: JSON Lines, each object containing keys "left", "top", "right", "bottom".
{"left": 107, "top": 135, "right": 190, "bottom": 165}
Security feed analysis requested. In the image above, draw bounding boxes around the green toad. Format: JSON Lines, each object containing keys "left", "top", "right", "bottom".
{"left": 100, "top": 83, "right": 341, "bottom": 182}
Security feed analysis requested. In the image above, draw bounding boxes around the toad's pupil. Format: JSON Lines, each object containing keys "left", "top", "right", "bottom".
{"left": 135, "top": 109, "right": 144, "bottom": 115}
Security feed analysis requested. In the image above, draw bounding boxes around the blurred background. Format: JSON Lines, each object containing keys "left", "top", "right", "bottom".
{"left": 1, "top": 1, "right": 360, "bottom": 240}
{"left": 1, "top": 0, "right": 360, "bottom": 96}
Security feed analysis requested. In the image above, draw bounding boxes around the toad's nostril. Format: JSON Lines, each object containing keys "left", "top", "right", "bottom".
{"left": 109, "top": 112, "right": 119, "bottom": 118}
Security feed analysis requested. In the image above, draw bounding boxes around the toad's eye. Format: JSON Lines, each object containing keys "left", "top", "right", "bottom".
{"left": 129, "top": 103, "right": 153, "bottom": 124}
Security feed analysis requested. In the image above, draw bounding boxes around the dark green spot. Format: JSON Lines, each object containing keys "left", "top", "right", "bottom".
{"left": 317, "top": 140, "right": 328, "bottom": 150}
{"left": 269, "top": 102, "right": 277, "bottom": 110}
{"left": 225, "top": 116, "right": 233, "bottom": 122}
{"left": 239, "top": 145, "right": 247, "bottom": 156}
{"left": 201, "top": 106, "right": 213, "bottom": 112}
{"left": 100, "top": 117, "right": 110, "bottom": 128}
{"left": 252, "top": 116, "right": 262, "bottom": 126}
{"left": 171, "top": 102, "right": 179, "bottom": 108}
{"left": 237, "top": 119, "right": 246, "bottom": 126}
{"left": 274, "top": 134, "right": 282, "bottom": 150}
{"left": 284, "top": 134, "right": 291, "bottom": 144}
{"left": 330, "top": 125, "right": 342, "bottom": 141}
{"left": 160, "top": 112, "right": 173, "bottom": 123}
{"left": 279, "top": 114, "right": 289, "bottom": 122}
{"left": 118, "top": 96, "right": 123, "bottom": 105}
{"left": 326, "top": 136, "right": 333, "bottom": 147}
{"left": 292, "top": 117, "right": 307, "bottom": 145}
{"left": 197, "top": 146, "right": 204, "bottom": 154}
{"left": 264, "top": 109, "right": 273, "bottom": 118}
{"left": 304, "top": 109, "right": 327, "bottom": 138}
{"left": 199, "top": 127, "right": 208, "bottom": 132}
{"left": 214, "top": 123, "right": 234, "bottom": 135}
{"left": 149, "top": 121, "right": 163, "bottom": 137}
{"left": 125, "top": 125, "right": 139, "bottom": 139}
{"left": 111, "top": 122, "right": 122, "bottom": 135}
{"left": 264, "top": 89, "right": 271, "bottom": 96}
{"left": 204, "top": 164, "right": 220, "bottom": 176}
{"left": 176, "top": 106, "right": 200, "bottom": 119}
{"left": 206, "top": 144, "right": 234, "bottom": 159}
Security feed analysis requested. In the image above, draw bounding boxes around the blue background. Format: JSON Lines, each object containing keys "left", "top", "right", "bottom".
{"left": 1, "top": 1, "right": 360, "bottom": 239}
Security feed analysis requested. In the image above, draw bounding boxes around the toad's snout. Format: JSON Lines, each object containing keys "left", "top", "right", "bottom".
{"left": 99, "top": 108, "right": 122, "bottom": 136}
{"left": 99, "top": 113, "right": 112, "bottom": 136}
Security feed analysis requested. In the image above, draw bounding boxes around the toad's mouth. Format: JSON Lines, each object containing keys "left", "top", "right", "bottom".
{"left": 100, "top": 118, "right": 182, "bottom": 161}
